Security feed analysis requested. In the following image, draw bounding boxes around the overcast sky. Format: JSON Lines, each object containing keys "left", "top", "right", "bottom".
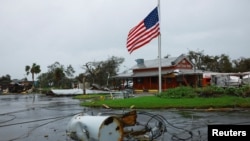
{"left": 1, "top": 0, "right": 250, "bottom": 80}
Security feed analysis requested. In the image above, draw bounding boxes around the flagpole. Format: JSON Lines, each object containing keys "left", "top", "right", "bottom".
{"left": 158, "top": 0, "right": 162, "bottom": 94}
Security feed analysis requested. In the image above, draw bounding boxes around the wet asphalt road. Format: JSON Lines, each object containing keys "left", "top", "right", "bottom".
{"left": 0, "top": 93, "right": 250, "bottom": 141}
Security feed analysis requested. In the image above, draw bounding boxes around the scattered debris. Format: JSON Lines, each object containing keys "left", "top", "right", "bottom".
{"left": 66, "top": 110, "right": 168, "bottom": 141}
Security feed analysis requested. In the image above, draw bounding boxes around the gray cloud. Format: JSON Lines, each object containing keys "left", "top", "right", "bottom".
{"left": 0, "top": 0, "right": 249, "bottom": 79}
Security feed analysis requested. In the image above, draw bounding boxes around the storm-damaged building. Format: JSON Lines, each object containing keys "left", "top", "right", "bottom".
{"left": 114, "top": 54, "right": 212, "bottom": 93}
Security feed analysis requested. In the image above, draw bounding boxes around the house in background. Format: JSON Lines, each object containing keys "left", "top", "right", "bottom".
{"left": 114, "top": 54, "right": 212, "bottom": 93}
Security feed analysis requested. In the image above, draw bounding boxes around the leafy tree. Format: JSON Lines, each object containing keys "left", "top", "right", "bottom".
{"left": 0, "top": 74, "right": 11, "bottom": 81}
{"left": 37, "top": 73, "right": 52, "bottom": 88}
{"left": 25, "top": 63, "right": 41, "bottom": 86}
{"left": 217, "top": 54, "right": 233, "bottom": 72}
{"left": 75, "top": 73, "right": 85, "bottom": 83}
{"left": 200, "top": 55, "right": 219, "bottom": 71}
{"left": 232, "top": 57, "right": 250, "bottom": 72}
{"left": 82, "top": 56, "right": 124, "bottom": 87}
{"left": 187, "top": 50, "right": 204, "bottom": 70}
{"left": 187, "top": 50, "right": 233, "bottom": 72}
{"left": 65, "top": 65, "right": 75, "bottom": 78}
{"left": 44, "top": 61, "right": 75, "bottom": 88}
{"left": 0, "top": 74, "right": 11, "bottom": 89}
{"left": 47, "top": 62, "right": 63, "bottom": 72}
{"left": 54, "top": 67, "right": 65, "bottom": 87}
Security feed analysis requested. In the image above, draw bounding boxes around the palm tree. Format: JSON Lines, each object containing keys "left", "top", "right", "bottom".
{"left": 25, "top": 63, "right": 41, "bottom": 87}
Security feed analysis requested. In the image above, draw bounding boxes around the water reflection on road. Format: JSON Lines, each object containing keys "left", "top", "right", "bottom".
{"left": 0, "top": 94, "right": 249, "bottom": 141}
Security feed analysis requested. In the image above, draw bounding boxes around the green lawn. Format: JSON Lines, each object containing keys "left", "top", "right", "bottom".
{"left": 79, "top": 95, "right": 250, "bottom": 109}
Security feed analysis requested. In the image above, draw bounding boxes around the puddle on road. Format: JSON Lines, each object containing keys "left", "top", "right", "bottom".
{"left": 1, "top": 94, "right": 250, "bottom": 141}
{"left": 177, "top": 110, "right": 202, "bottom": 119}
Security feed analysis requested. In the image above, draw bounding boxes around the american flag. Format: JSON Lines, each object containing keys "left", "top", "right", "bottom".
{"left": 127, "top": 7, "right": 160, "bottom": 54}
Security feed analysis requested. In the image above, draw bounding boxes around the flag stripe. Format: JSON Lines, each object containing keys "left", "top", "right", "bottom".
{"left": 128, "top": 25, "right": 159, "bottom": 51}
{"left": 127, "top": 23, "right": 159, "bottom": 51}
{"left": 128, "top": 26, "right": 159, "bottom": 52}
{"left": 126, "top": 7, "right": 160, "bottom": 54}
{"left": 128, "top": 28, "right": 159, "bottom": 53}
{"left": 128, "top": 24, "right": 159, "bottom": 53}
{"left": 127, "top": 22, "right": 145, "bottom": 44}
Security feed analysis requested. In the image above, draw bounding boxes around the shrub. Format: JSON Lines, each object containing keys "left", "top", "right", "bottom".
{"left": 239, "top": 85, "right": 250, "bottom": 97}
{"left": 159, "top": 86, "right": 197, "bottom": 98}
{"left": 224, "top": 87, "right": 241, "bottom": 96}
{"left": 198, "top": 85, "right": 224, "bottom": 97}
{"left": 158, "top": 85, "right": 250, "bottom": 99}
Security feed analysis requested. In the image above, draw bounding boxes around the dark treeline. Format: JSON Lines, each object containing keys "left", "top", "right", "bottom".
{"left": 1, "top": 51, "right": 250, "bottom": 90}
{"left": 187, "top": 50, "right": 250, "bottom": 73}
{"left": 37, "top": 56, "right": 124, "bottom": 89}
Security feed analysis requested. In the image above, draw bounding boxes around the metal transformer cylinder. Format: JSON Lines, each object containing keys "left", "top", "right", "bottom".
{"left": 66, "top": 113, "right": 123, "bottom": 141}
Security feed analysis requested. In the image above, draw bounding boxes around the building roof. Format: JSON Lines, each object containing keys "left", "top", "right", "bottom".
{"left": 114, "top": 54, "right": 200, "bottom": 78}
{"left": 131, "top": 57, "right": 176, "bottom": 69}
{"left": 131, "top": 54, "right": 193, "bottom": 70}
{"left": 112, "top": 72, "right": 133, "bottom": 78}
{"left": 114, "top": 68, "right": 206, "bottom": 78}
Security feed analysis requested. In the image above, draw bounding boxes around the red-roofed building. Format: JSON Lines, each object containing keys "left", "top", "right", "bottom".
{"left": 114, "top": 54, "right": 212, "bottom": 93}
